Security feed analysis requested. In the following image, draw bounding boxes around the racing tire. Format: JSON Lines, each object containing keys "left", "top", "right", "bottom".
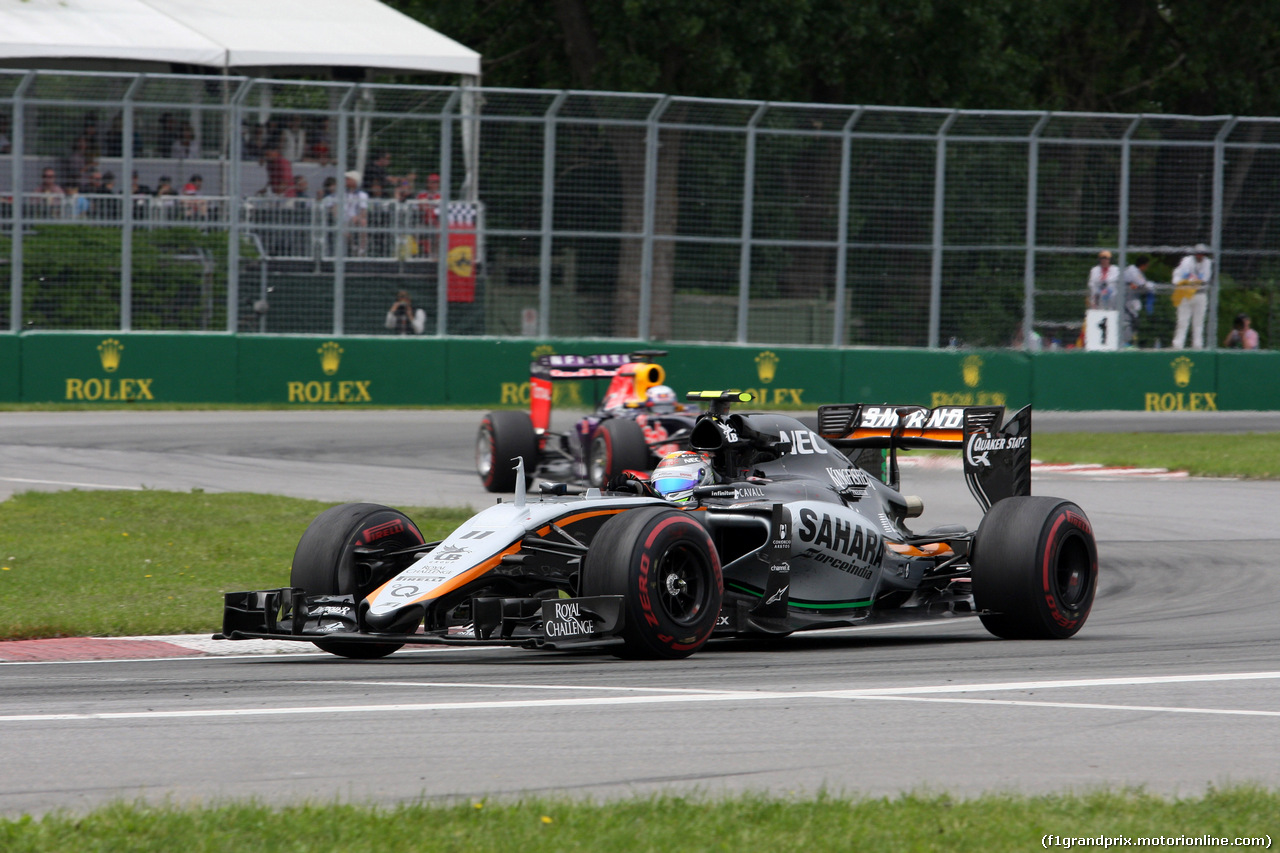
{"left": 291, "top": 502, "right": 425, "bottom": 659}
{"left": 971, "top": 496, "right": 1098, "bottom": 640}
{"left": 588, "top": 418, "right": 650, "bottom": 488}
{"left": 477, "top": 410, "right": 538, "bottom": 492}
{"left": 581, "top": 507, "right": 723, "bottom": 659}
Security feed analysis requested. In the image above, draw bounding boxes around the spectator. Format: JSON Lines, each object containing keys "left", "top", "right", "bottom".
{"left": 317, "top": 175, "right": 336, "bottom": 203}
{"left": 170, "top": 122, "right": 197, "bottom": 159}
{"left": 79, "top": 169, "right": 105, "bottom": 195}
{"left": 1172, "top": 243, "right": 1212, "bottom": 350}
{"left": 363, "top": 150, "right": 392, "bottom": 193}
{"left": 242, "top": 120, "right": 266, "bottom": 160}
{"left": 417, "top": 172, "right": 441, "bottom": 257}
{"left": 80, "top": 169, "right": 107, "bottom": 219}
{"left": 291, "top": 174, "right": 309, "bottom": 201}
{"left": 263, "top": 142, "right": 294, "bottom": 196}
{"left": 38, "top": 166, "right": 65, "bottom": 196}
{"left": 156, "top": 112, "right": 179, "bottom": 157}
{"left": 322, "top": 171, "right": 369, "bottom": 256}
{"left": 1087, "top": 250, "right": 1119, "bottom": 310}
{"left": 1122, "top": 254, "right": 1154, "bottom": 346}
{"left": 280, "top": 114, "right": 307, "bottom": 163}
{"left": 63, "top": 118, "right": 100, "bottom": 190}
{"left": 305, "top": 117, "right": 332, "bottom": 164}
{"left": 181, "top": 173, "right": 208, "bottom": 218}
{"left": 131, "top": 170, "right": 153, "bottom": 196}
{"left": 1223, "top": 313, "right": 1259, "bottom": 350}
{"left": 97, "top": 170, "right": 121, "bottom": 220}
{"left": 155, "top": 175, "right": 177, "bottom": 197}
{"left": 65, "top": 185, "right": 90, "bottom": 219}
{"left": 385, "top": 290, "right": 427, "bottom": 335}
{"left": 0, "top": 113, "right": 10, "bottom": 154}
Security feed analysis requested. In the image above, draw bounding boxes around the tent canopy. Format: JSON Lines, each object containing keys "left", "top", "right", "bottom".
{"left": 0, "top": 0, "right": 481, "bottom": 78}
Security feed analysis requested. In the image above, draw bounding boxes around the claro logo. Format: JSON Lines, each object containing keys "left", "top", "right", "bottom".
{"left": 286, "top": 341, "right": 373, "bottom": 403}
{"left": 65, "top": 338, "right": 156, "bottom": 401}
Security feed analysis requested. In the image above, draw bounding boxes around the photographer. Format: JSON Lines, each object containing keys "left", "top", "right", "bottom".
{"left": 385, "top": 290, "right": 427, "bottom": 335}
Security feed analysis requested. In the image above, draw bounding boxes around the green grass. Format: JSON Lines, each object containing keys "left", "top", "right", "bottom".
{"left": 1033, "top": 432, "right": 1280, "bottom": 479}
{"left": 1, "top": 788, "right": 1275, "bottom": 852}
{"left": 0, "top": 490, "right": 471, "bottom": 640}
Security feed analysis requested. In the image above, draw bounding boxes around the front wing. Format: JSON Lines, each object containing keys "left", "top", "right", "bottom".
{"left": 215, "top": 588, "right": 627, "bottom": 651}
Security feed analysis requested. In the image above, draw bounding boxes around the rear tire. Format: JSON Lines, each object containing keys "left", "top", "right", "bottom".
{"left": 589, "top": 418, "right": 650, "bottom": 487}
{"left": 291, "top": 502, "right": 425, "bottom": 658}
{"left": 477, "top": 410, "right": 538, "bottom": 492}
{"left": 582, "top": 507, "right": 722, "bottom": 658}
{"left": 971, "top": 496, "right": 1098, "bottom": 639}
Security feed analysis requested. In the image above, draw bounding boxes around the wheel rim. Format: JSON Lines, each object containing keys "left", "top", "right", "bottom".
{"left": 655, "top": 542, "right": 713, "bottom": 626}
{"left": 1053, "top": 531, "right": 1092, "bottom": 608}
{"left": 589, "top": 435, "right": 608, "bottom": 485}
{"left": 476, "top": 427, "right": 494, "bottom": 479}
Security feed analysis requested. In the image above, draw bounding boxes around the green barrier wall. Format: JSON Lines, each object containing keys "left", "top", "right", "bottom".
{"left": 842, "top": 349, "right": 1031, "bottom": 409}
{"left": 1031, "top": 351, "right": 1220, "bottom": 412}
{"left": 0, "top": 334, "right": 1274, "bottom": 411}
{"left": 0, "top": 335, "right": 19, "bottom": 402}
{"left": 1216, "top": 351, "right": 1280, "bottom": 410}
{"left": 237, "top": 336, "right": 448, "bottom": 405}
{"left": 19, "top": 332, "right": 237, "bottom": 403}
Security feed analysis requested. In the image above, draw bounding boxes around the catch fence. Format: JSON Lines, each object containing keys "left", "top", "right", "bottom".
{"left": 3, "top": 69, "right": 1279, "bottom": 348}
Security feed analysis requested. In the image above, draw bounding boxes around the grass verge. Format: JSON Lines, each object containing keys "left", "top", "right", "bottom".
{"left": 1033, "top": 432, "right": 1280, "bottom": 479}
{"left": 0, "top": 490, "right": 471, "bottom": 640}
{"left": 1, "top": 788, "right": 1276, "bottom": 852}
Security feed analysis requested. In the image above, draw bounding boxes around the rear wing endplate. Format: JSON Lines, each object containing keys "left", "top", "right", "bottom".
{"left": 817, "top": 403, "right": 1032, "bottom": 512}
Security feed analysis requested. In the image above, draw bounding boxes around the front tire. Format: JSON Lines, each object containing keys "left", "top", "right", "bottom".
{"left": 477, "top": 410, "right": 538, "bottom": 492}
{"left": 972, "top": 496, "right": 1098, "bottom": 639}
{"left": 581, "top": 507, "right": 722, "bottom": 658}
{"left": 291, "top": 502, "right": 425, "bottom": 658}
{"left": 588, "top": 418, "right": 650, "bottom": 487}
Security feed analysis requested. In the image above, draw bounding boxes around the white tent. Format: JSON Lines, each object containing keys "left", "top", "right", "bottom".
{"left": 0, "top": 0, "right": 480, "bottom": 78}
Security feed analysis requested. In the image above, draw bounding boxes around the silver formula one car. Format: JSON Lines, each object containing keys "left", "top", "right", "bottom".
{"left": 217, "top": 392, "right": 1097, "bottom": 659}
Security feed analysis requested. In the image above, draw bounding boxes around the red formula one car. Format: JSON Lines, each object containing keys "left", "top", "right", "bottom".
{"left": 476, "top": 351, "right": 699, "bottom": 492}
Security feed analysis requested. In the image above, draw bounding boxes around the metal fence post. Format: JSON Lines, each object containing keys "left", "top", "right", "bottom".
{"left": 832, "top": 108, "right": 863, "bottom": 347}
{"left": 334, "top": 84, "right": 358, "bottom": 335}
{"left": 538, "top": 92, "right": 567, "bottom": 339}
{"left": 1023, "top": 113, "right": 1051, "bottom": 349}
{"left": 638, "top": 96, "right": 669, "bottom": 342}
{"left": 9, "top": 71, "right": 33, "bottom": 332}
{"left": 119, "top": 74, "right": 144, "bottom": 331}
{"left": 436, "top": 87, "right": 460, "bottom": 336}
{"left": 930, "top": 111, "right": 958, "bottom": 348}
{"left": 736, "top": 103, "right": 768, "bottom": 344}
{"left": 1210, "top": 118, "right": 1237, "bottom": 343}
{"left": 226, "top": 78, "right": 250, "bottom": 333}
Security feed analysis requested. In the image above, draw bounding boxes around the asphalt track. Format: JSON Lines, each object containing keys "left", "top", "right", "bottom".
{"left": 1, "top": 409, "right": 1279, "bottom": 817}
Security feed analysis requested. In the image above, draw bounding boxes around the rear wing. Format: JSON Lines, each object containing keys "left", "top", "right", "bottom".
{"left": 528, "top": 350, "right": 670, "bottom": 431}
{"left": 817, "top": 403, "right": 1032, "bottom": 512}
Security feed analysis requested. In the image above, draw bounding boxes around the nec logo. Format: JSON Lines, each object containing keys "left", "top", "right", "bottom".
{"left": 779, "top": 429, "right": 828, "bottom": 455}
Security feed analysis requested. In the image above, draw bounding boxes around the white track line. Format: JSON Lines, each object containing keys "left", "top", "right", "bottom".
{"left": 4, "top": 671, "right": 1277, "bottom": 723}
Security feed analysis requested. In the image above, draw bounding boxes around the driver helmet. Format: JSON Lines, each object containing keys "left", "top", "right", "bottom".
{"left": 652, "top": 450, "right": 713, "bottom": 504}
{"left": 646, "top": 384, "right": 677, "bottom": 413}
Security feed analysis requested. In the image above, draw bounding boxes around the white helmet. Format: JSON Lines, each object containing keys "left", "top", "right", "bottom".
{"left": 646, "top": 384, "right": 677, "bottom": 413}
{"left": 652, "top": 450, "right": 713, "bottom": 504}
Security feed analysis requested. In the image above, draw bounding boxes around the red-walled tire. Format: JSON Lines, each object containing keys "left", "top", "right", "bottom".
{"left": 477, "top": 410, "right": 538, "bottom": 492}
{"left": 291, "top": 502, "right": 425, "bottom": 659}
{"left": 582, "top": 507, "right": 722, "bottom": 659}
{"left": 588, "top": 418, "right": 650, "bottom": 487}
{"left": 971, "top": 496, "right": 1098, "bottom": 639}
